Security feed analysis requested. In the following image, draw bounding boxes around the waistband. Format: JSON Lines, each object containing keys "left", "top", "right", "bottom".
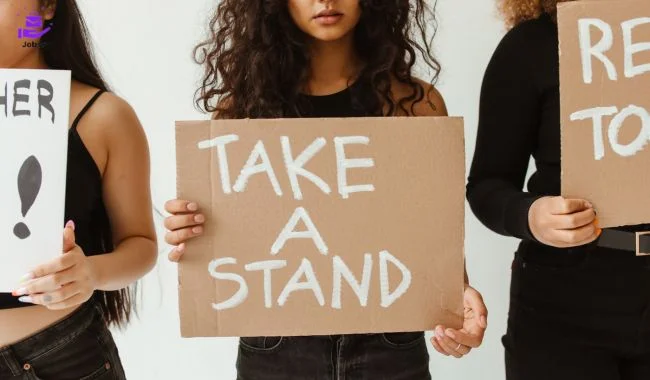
{"left": 0, "top": 301, "right": 100, "bottom": 377}
{"left": 518, "top": 239, "right": 650, "bottom": 269}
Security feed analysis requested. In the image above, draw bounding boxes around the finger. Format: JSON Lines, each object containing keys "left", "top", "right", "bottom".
{"left": 165, "top": 199, "right": 199, "bottom": 214}
{"left": 18, "top": 283, "right": 80, "bottom": 306}
{"left": 445, "top": 328, "right": 482, "bottom": 349}
{"left": 164, "top": 214, "right": 205, "bottom": 231}
{"left": 63, "top": 221, "right": 76, "bottom": 252}
{"left": 165, "top": 226, "right": 203, "bottom": 246}
{"left": 435, "top": 327, "right": 464, "bottom": 358}
{"left": 468, "top": 290, "right": 488, "bottom": 330}
{"left": 466, "top": 289, "right": 488, "bottom": 329}
{"left": 28, "top": 250, "right": 80, "bottom": 280}
{"left": 554, "top": 223, "right": 599, "bottom": 245}
{"left": 551, "top": 208, "right": 596, "bottom": 230}
{"left": 466, "top": 288, "right": 487, "bottom": 316}
{"left": 436, "top": 334, "right": 466, "bottom": 358}
{"left": 13, "top": 267, "right": 77, "bottom": 295}
{"left": 430, "top": 337, "right": 449, "bottom": 356}
{"left": 168, "top": 244, "right": 185, "bottom": 262}
{"left": 551, "top": 198, "right": 592, "bottom": 215}
{"left": 571, "top": 227, "right": 603, "bottom": 247}
{"left": 42, "top": 292, "right": 88, "bottom": 311}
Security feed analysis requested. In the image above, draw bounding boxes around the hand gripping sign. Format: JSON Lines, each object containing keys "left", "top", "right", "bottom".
{"left": 0, "top": 69, "right": 70, "bottom": 291}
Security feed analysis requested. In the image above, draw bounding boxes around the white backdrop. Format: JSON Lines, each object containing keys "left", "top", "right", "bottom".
{"left": 76, "top": 0, "right": 522, "bottom": 378}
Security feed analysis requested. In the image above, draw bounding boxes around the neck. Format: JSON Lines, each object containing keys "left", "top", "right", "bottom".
{"left": 305, "top": 33, "right": 360, "bottom": 96}
{"left": 12, "top": 48, "right": 49, "bottom": 70}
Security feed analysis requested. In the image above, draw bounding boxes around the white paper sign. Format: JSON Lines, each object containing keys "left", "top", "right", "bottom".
{"left": 0, "top": 69, "right": 70, "bottom": 291}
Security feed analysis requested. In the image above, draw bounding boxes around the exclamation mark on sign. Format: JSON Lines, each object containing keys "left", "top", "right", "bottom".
{"left": 13, "top": 156, "right": 42, "bottom": 240}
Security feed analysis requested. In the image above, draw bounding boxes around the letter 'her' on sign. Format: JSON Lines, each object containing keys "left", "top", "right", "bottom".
{"left": 0, "top": 79, "right": 56, "bottom": 123}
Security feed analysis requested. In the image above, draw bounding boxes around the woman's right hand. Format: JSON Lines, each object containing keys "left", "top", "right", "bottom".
{"left": 164, "top": 199, "right": 205, "bottom": 262}
{"left": 528, "top": 196, "right": 601, "bottom": 248}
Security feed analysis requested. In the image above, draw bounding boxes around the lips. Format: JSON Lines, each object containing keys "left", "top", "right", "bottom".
{"left": 313, "top": 9, "right": 344, "bottom": 26}
{"left": 314, "top": 9, "right": 343, "bottom": 19}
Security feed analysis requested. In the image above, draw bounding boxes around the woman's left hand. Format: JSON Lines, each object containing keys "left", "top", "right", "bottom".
{"left": 12, "top": 221, "right": 98, "bottom": 310}
{"left": 431, "top": 285, "right": 488, "bottom": 358}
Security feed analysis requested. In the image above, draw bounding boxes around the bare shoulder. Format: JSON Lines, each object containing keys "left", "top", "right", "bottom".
{"left": 89, "top": 92, "right": 141, "bottom": 135}
{"left": 77, "top": 90, "right": 145, "bottom": 147}
{"left": 70, "top": 81, "right": 139, "bottom": 132}
{"left": 211, "top": 96, "right": 233, "bottom": 119}
{"left": 391, "top": 77, "right": 448, "bottom": 117}
{"left": 68, "top": 82, "right": 146, "bottom": 175}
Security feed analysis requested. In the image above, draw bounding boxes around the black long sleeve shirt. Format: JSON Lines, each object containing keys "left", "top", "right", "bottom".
{"left": 467, "top": 13, "right": 648, "bottom": 247}
{"left": 467, "top": 14, "right": 557, "bottom": 242}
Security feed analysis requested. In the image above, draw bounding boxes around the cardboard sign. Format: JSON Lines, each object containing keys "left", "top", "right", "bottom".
{"left": 175, "top": 117, "right": 465, "bottom": 337}
{"left": 0, "top": 69, "right": 70, "bottom": 291}
{"left": 559, "top": 0, "right": 650, "bottom": 228}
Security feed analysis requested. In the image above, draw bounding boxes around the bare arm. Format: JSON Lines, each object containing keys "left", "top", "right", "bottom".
{"left": 16, "top": 93, "right": 157, "bottom": 308}
{"left": 88, "top": 94, "right": 157, "bottom": 291}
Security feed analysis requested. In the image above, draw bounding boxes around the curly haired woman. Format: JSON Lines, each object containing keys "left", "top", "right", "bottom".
{"left": 164, "top": 0, "right": 487, "bottom": 378}
{"left": 468, "top": 0, "right": 650, "bottom": 379}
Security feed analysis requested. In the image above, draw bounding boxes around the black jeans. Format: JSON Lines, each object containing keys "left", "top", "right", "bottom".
{"left": 0, "top": 301, "right": 126, "bottom": 380}
{"left": 504, "top": 242, "right": 650, "bottom": 380}
{"left": 236, "top": 333, "right": 431, "bottom": 380}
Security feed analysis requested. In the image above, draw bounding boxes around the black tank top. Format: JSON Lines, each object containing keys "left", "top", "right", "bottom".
{"left": 1, "top": 91, "right": 114, "bottom": 309}
{"left": 295, "top": 78, "right": 377, "bottom": 118}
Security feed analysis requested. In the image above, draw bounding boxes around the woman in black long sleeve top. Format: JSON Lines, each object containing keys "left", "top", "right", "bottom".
{"left": 468, "top": 2, "right": 650, "bottom": 379}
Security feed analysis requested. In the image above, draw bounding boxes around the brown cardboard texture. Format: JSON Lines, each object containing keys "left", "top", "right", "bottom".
{"left": 559, "top": 0, "right": 650, "bottom": 228}
{"left": 175, "top": 117, "right": 465, "bottom": 337}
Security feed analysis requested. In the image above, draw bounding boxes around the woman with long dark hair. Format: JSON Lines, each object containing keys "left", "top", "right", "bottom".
{"left": 164, "top": 0, "right": 487, "bottom": 378}
{"left": 0, "top": 1, "right": 157, "bottom": 379}
{"left": 468, "top": 0, "right": 650, "bottom": 379}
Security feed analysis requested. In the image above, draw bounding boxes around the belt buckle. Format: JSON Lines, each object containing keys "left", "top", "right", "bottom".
{"left": 635, "top": 231, "right": 650, "bottom": 256}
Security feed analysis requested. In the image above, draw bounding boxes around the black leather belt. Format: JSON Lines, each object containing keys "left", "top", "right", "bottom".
{"left": 597, "top": 229, "right": 650, "bottom": 256}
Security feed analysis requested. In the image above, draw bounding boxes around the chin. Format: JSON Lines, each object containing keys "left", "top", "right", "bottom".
{"left": 310, "top": 29, "right": 352, "bottom": 43}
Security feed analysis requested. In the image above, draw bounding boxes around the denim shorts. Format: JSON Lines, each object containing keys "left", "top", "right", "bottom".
{"left": 0, "top": 301, "right": 126, "bottom": 380}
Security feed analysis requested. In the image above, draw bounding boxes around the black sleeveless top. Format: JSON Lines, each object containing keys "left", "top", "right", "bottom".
{"left": 295, "top": 78, "right": 377, "bottom": 118}
{"left": 1, "top": 91, "right": 114, "bottom": 309}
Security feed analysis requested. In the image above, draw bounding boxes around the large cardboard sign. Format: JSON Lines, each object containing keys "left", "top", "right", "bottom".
{"left": 559, "top": 0, "right": 650, "bottom": 228}
{"left": 175, "top": 117, "right": 465, "bottom": 337}
{"left": 0, "top": 69, "right": 70, "bottom": 291}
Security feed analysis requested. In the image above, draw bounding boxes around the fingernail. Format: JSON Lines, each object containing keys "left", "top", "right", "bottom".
{"left": 177, "top": 243, "right": 185, "bottom": 252}
{"left": 194, "top": 214, "right": 205, "bottom": 223}
{"left": 65, "top": 220, "right": 75, "bottom": 231}
{"left": 187, "top": 203, "right": 198, "bottom": 211}
{"left": 192, "top": 226, "right": 203, "bottom": 234}
{"left": 445, "top": 329, "right": 456, "bottom": 340}
{"left": 20, "top": 273, "right": 33, "bottom": 283}
{"left": 436, "top": 327, "right": 445, "bottom": 338}
{"left": 18, "top": 296, "right": 33, "bottom": 303}
{"left": 586, "top": 201, "right": 593, "bottom": 209}
{"left": 12, "top": 288, "right": 27, "bottom": 296}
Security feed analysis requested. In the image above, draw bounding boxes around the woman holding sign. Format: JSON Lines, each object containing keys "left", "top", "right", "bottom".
{"left": 0, "top": 1, "right": 157, "bottom": 379}
{"left": 165, "top": 0, "right": 487, "bottom": 378}
{"left": 468, "top": 0, "right": 650, "bottom": 379}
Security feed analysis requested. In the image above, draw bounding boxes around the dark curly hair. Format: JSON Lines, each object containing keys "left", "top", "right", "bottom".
{"left": 499, "top": 0, "right": 574, "bottom": 28}
{"left": 194, "top": 0, "right": 441, "bottom": 118}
